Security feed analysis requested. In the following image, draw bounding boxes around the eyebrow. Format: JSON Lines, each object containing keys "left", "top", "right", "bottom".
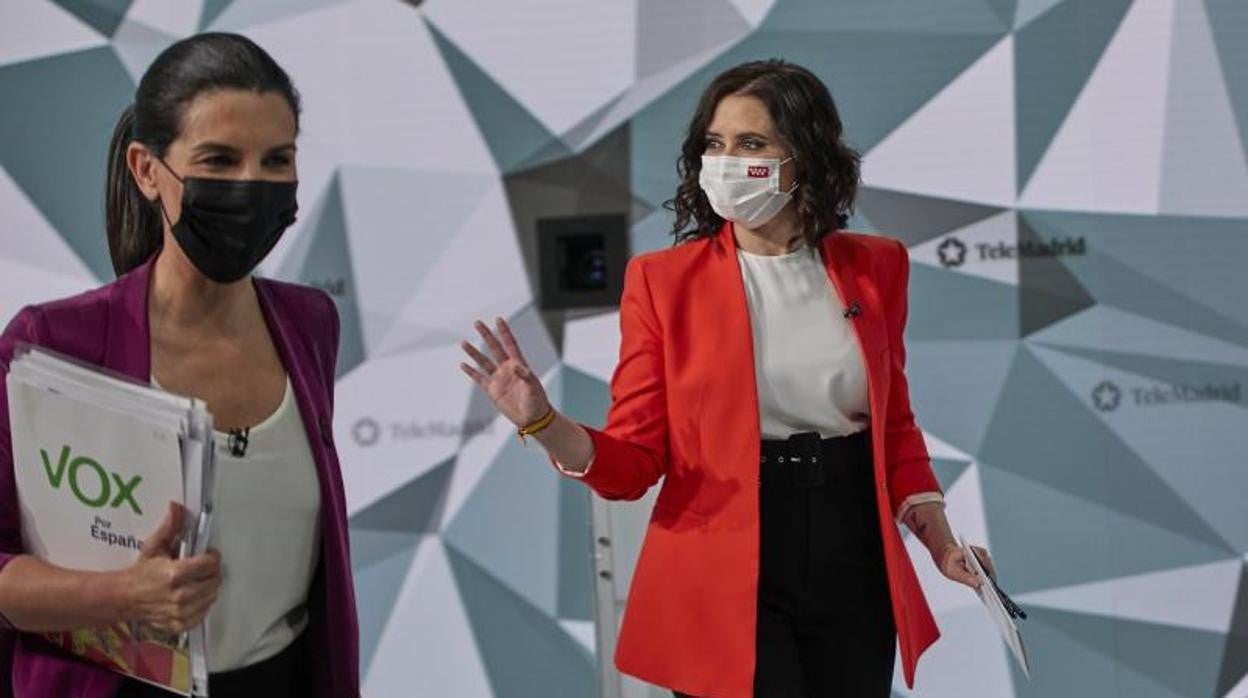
{"left": 704, "top": 131, "right": 770, "bottom": 140}
{"left": 190, "top": 141, "right": 297, "bottom": 155}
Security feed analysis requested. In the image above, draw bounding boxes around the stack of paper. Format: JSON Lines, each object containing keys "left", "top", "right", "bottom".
{"left": 6, "top": 345, "right": 215, "bottom": 696}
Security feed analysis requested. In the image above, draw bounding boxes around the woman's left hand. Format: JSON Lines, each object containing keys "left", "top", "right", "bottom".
{"left": 938, "top": 543, "right": 996, "bottom": 590}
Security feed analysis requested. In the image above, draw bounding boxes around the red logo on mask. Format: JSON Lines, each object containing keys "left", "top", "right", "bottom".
{"left": 747, "top": 165, "right": 770, "bottom": 178}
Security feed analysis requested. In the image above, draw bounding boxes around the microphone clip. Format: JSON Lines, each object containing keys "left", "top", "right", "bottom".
{"left": 226, "top": 427, "right": 250, "bottom": 458}
{"left": 843, "top": 301, "right": 862, "bottom": 319}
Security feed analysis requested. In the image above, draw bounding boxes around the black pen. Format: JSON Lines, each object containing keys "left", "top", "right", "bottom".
{"left": 972, "top": 548, "right": 1027, "bottom": 620}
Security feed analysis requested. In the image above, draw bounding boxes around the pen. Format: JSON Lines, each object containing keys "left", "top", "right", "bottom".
{"left": 972, "top": 548, "right": 1027, "bottom": 620}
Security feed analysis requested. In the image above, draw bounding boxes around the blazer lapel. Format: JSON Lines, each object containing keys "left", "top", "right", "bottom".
{"left": 253, "top": 280, "right": 333, "bottom": 485}
{"left": 705, "top": 222, "right": 762, "bottom": 455}
{"left": 102, "top": 253, "right": 157, "bottom": 381}
{"left": 819, "top": 232, "right": 891, "bottom": 429}
{"left": 253, "top": 278, "right": 353, "bottom": 688}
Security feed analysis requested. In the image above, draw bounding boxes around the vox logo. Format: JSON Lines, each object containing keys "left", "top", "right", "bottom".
{"left": 39, "top": 445, "right": 143, "bottom": 514}
{"left": 747, "top": 165, "right": 770, "bottom": 178}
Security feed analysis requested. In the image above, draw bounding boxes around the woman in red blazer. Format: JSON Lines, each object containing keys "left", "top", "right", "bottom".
{"left": 462, "top": 60, "right": 995, "bottom": 697}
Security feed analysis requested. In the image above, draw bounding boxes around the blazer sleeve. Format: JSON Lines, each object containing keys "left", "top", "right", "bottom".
{"left": 560, "top": 257, "right": 669, "bottom": 501}
{"left": 0, "top": 307, "right": 47, "bottom": 579}
{"left": 883, "top": 240, "right": 942, "bottom": 514}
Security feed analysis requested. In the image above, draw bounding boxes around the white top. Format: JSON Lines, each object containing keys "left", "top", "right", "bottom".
{"left": 737, "top": 245, "right": 869, "bottom": 439}
{"left": 152, "top": 376, "right": 323, "bottom": 672}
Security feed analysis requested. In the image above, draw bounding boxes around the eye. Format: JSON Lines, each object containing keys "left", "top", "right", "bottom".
{"left": 741, "top": 139, "right": 764, "bottom": 150}
{"left": 704, "top": 139, "right": 722, "bottom": 151}
{"left": 200, "top": 154, "right": 236, "bottom": 168}
{"left": 265, "top": 154, "right": 294, "bottom": 168}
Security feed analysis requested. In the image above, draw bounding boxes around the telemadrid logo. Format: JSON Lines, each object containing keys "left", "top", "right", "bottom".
{"left": 352, "top": 418, "right": 382, "bottom": 447}
{"left": 1092, "top": 379, "right": 1240, "bottom": 411}
{"left": 350, "top": 417, "right": 494, "bottom": 446}
{"left": 1092, "top": 381, "right": 1122, "bottom": 412}
{"left": 937, "top": 237, "right": 967, "bottom": 268}
{"left": 937, "top": 235, "right": 1087, "bottom": 268}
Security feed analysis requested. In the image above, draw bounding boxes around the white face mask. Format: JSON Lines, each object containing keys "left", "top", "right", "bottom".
{"left": 698, "top": 154, "right": 797, "bottom": 228}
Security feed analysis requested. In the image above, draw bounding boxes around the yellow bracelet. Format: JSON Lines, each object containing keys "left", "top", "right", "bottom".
{"left": 517, "top": 408, "right": 557, "bottom": 444}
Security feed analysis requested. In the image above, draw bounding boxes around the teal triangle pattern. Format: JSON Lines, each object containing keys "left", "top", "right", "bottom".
{"left": 52, "top": 0, "right": 134, "bottom": 37}
{"left": 198, "top": 0, "right": 234, "bottom": 30}
{"left": 982, "top": 0, "right": 1017, "bottom": 27}
{"left": 980, "top": 347, "right": 1233, "bottom": 555}
{"left": 275, "top": 173, "right": 367, "bottom": 378}
{"left": 908, "top": 341, "right": 1018, "bottom": 455}
{"left": 1014, "top": 0, "right": 1133, "bottom": 191}
{"left": 1041, "top": 609, "right": 1225, "bottom": 698}
{"left": 931, "top": 457, "right": 973, "bottom": 490}
{"left": 857, "top": 187, "right": 1005, "bottom": 247}
{"left": 764, "top": 0, "right": 1007, "bottom": 35}
{"left": 1206, "top": 0, "right": 1248, "bottom": 154}
{"left": 978, "top": 463, "right": 1229, "bottom": 595}
{"left": 1017, "top": 213, "right": 1097, "bottom": 337}
{"left": 445, "top": 544, "right": 596, "bottom": 697}
{"left": 1217, "top": 564, "right": 1248, "bottom": 696}
{"left": 0, "top": 47, "right": 133, "bottom": 280}
{"left": 425, "top": 19, "right": 568, "bottom": 173}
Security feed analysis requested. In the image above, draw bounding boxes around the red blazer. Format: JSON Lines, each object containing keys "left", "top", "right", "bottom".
{"left": 569, "top": 222, "right": 942, "bottom": 697}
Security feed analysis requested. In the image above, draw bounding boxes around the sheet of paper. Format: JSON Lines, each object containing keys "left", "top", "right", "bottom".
{"left": 962, "top": 536, "right": 1031, "bottom": 679}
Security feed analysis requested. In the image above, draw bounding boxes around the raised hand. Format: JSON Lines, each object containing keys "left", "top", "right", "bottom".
{"left": 460, "top": 318, "right": 551, "bottom": 429}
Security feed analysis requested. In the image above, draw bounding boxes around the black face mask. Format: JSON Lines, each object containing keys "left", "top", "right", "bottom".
{"left": 157, "top": 159, "right": 298, "bottom": 283}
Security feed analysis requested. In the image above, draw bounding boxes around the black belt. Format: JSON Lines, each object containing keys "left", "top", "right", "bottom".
{"left": 759, "top": 430, "right": 869, "bottom": 488}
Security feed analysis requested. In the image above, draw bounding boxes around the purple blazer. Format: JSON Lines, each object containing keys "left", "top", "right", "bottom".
{"left": 0, "top": 253, "right": 360, "bottom": 697}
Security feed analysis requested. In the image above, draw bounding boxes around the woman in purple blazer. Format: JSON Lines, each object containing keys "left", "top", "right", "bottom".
{"left": 0, "top": 34, "right": 358, "bottom": 697}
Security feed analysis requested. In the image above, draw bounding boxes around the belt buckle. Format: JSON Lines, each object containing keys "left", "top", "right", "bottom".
{"left": 787, "top": 432, "right": 825, "bottom": 488}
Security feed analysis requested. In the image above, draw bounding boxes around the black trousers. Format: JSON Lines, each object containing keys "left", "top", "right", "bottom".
{"left": 114, "top": 629, "right": 311, "bottom": 698}
{"left": 678, "top": 430, "right": 895, "bottom": 698}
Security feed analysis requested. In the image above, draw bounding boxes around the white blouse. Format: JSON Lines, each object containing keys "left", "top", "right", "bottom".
{"left": 737, "top": 245, "right": 869, "bottom": 439}
{"left": 735, "top": 244, "right": 942, "bottom": 518}
{"left": 205, "top": 376, "right": 322, "bottom": 671}
{"left": 152, "top": 374, "right": 323, "bottom": 672}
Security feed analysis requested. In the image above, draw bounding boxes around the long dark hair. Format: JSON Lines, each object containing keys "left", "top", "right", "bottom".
{"left": 666, "top": 59, "right": 861, "bottom": 246}
{"left": 105, "top": 32, "right": 302, "bottom": 276}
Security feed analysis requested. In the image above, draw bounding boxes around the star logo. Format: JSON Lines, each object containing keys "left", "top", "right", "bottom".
{"left": 937, "top": 237, "right": 967, "bottom": 268}
{"left": 1092, "top": 381, "right": 1122, "bottom": 412}
{"left": 352, "top": 417, "right": 382, "bottom": 446}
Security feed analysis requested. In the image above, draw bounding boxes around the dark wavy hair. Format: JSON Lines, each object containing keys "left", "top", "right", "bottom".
{"left": 666, "top": 59, "right": 861, "bottom": 246}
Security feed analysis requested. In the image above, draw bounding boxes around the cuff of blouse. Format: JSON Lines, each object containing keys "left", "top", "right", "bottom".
{"left": 896, "top": 491, "right": 945, "bottom": 522}
{"left": 552, "top": 454, "right": 594, "bottom": 478}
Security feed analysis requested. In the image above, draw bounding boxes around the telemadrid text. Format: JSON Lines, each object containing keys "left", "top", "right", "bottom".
{"left": 976, "top": 236, "right": 1086, "bottom": 261}
{"left": 1130, "top": 381, "right": 1241, "bottom": 406}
